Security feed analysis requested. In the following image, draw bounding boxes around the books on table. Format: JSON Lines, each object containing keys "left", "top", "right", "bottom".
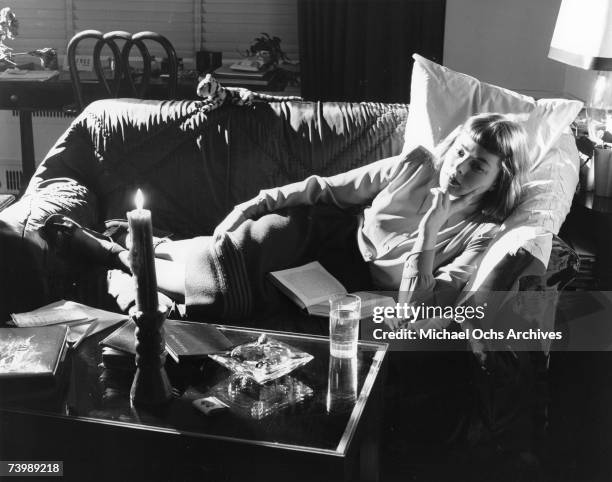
{"left": 268, "top": 261, "right": 395, "bottom": 317}
{"left": 100, "top": 319, "right": 233, "bottom": 364}
{"left": 164, "top": 320, "right": 234, "bottom": 363}
{"left": 213, "top": 64, "right": 279, "bottom": 88}
{"left": 0, "top": 325, "right": 68, "bottom": 379}
{"left": 0, "top": 325, "right": 70, "bottom": 399}
{"left": 0, "top": 325, "right": 68, "bottom": 404}
{"left": 215, "top": 77, "right": 276, "bottom": 88}
{"left": 229, "top": 58, "right": 267, "bottom": 72}
{"left": 215, "top": 64, "right": 276, "bottom": 79}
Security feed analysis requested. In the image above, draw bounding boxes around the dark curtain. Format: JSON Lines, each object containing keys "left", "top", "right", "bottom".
{"left": 298, "top": 0, "right": 445, "bottom": 102}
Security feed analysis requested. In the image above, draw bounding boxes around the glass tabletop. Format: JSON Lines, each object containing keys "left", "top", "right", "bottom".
{"left": 1, "top": 322, "right": 388, "bottom": 456}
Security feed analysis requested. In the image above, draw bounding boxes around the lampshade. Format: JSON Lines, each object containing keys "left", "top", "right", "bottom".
{"left": 548, "top": 0, "right": 612, "bottom": 71}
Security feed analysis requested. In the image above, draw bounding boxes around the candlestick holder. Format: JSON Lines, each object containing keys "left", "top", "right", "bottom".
{"left": 130, "top": 305, "right": 173, "bottom": 406}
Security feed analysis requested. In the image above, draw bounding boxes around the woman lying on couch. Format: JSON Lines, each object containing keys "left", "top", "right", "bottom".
{"left": 41, "top": 113, "right": 529, "bottom": 322}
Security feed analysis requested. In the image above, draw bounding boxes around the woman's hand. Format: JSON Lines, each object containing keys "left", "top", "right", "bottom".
{"left": 384, "top": 316, "right": 403, "bottom": 331}
{"left": 213, "top": 209, "right": 247, "bottom": 241}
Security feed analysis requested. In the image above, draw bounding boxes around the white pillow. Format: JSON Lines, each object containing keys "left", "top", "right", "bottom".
{"left": 404, "top": 54, "right": 583, "bottom": 275}
{"left": 404, "top": 54, "right": 583, "bottom": 165}
{"left": 466, "top": 133, "right": 580, "bottom": 292}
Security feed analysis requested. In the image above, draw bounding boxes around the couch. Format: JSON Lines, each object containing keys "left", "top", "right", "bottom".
{"left": 0, "top": 97, "right": 578, "bottom": 331}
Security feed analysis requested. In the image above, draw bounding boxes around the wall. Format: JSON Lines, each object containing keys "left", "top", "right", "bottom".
{"left": 443, "top": 0, "right": 592, "bottom": 101}
{"left": 563, "top": 68, "right": 597, "bottom": 102}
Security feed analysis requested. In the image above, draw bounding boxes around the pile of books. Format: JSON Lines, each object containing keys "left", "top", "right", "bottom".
{"left": 100, "top": 319, "right": 233, "bottom": 371}
{"left": 212, "top": 62, "right": 280, "bottom": 90}
{"left": 1, "top": 300, "right": 127, "bottom": 401}
{"left": 1, "top": 301, "right": 233, "bottom": 401}
{"left": 0, "top": 324, "right": 69, "bottom": 399}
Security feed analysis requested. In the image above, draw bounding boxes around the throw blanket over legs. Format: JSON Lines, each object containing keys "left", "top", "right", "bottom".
{"left": 184, "top": 206, "right": 371, "bottom": 321}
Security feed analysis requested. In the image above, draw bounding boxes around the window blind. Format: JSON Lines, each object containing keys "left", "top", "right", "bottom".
{"left": 201, "top": 0, "right": 299, "bottom": 63}
{"left": 8, "top": 0, "right": 298, "bottom": 66}
{"left": 71, "top": 0, "right": 197, "bottom": 60}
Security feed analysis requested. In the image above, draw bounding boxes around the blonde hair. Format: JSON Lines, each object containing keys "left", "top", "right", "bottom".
{"left": 433, "top": 113, "right": 530, "bottom": 222}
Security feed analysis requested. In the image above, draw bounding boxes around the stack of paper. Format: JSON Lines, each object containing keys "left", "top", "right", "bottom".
{"left": 11, "top": 301, "right": 91, "bottom": 327}
{"left": 10, "top": 300, "right": 127, "bottom": 348}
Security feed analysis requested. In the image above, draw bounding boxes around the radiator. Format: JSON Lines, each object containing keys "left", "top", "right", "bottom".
{"left": 0, "top": 110, "right": 74, "bottom": 194}
{"left": 11, "top": 110, "right": 76, "bottom": 119}
{"left": 0, "top": 163, "right": 23, "bottom": 195}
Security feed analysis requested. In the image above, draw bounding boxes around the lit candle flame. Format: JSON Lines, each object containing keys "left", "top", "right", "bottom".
{"left": 135, "top": 189, "right": 144, "bottom": 210}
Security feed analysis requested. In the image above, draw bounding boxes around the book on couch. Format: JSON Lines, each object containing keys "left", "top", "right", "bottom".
{"left": 269, "top": 261, "right": 395, "bottom": 317}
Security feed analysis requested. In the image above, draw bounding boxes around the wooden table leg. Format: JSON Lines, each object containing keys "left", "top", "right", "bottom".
{"left": 19, "top": 110, "right": 35, "bottom": 190}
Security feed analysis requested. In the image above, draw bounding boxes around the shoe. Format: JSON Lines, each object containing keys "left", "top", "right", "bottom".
{"left": 41, "top": 214, "right": 126, "bottom": 268}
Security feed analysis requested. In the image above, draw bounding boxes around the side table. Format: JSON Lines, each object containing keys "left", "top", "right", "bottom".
{"left": 560, "top": 191, "right": 612, "bottom": 289}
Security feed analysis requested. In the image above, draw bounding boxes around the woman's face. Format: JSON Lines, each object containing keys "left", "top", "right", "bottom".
{"left": 440, "top": 133, "right": 502, "bottom": 198}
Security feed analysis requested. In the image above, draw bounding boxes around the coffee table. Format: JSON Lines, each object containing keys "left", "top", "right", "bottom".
{"left": 0, "top": 323, "right": 388, "bottom": 481}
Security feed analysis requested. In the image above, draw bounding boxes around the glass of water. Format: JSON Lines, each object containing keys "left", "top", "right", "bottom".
{"left": 329, "top": 294, "right": 361, "bottom": 358}
{"left": 326, "top": 355, "right": 358, "bottom": 413}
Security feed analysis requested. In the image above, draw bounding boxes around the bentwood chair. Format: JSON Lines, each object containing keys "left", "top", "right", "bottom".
{"left": 66, "top": 30, "right": 179, "bottom": 113}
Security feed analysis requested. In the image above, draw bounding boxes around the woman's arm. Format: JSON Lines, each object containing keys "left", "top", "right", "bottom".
{"left": 238, "top": 154, "right": 406, "bottom": 217}
{"left": 214, "top": 146, "right": 431, "bottom": 237}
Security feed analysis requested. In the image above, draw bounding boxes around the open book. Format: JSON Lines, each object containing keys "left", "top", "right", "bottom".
{"left": 269, "top": 261, "right": 395, "bottom": 317}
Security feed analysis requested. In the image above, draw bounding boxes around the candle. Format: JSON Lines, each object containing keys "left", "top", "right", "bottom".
{"left": 127, "top": 189, "right": 159, "bottom": 312}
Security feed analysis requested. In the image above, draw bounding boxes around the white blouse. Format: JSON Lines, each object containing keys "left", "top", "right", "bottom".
{"left": 236, "top": 146, "right": 499, "bottom": 302}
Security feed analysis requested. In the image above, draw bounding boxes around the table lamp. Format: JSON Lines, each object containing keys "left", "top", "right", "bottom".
{"left": 548, "top": 0, "right": 612, "bottom": 197}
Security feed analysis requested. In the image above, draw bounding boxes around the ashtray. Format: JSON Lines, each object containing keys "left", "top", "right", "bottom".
{"left": 208, "top": 374, "right": 314, "bottom": 419}
{"left": 209, "top": 334, "right": 313, "bottom": 384}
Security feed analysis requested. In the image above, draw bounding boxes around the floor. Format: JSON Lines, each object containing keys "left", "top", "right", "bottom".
{"left": 378, "top": 357, "right": 612, "bottom": 481}
{"left": 378, "top": 292, "right": 612, "bottom": 482}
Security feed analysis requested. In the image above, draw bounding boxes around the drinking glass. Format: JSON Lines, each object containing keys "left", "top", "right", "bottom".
{"left": 329, "top": 294, "right": 361, "bottom": 358}
{"left": 326, "top": 355, "right": 358, "bottom": 413}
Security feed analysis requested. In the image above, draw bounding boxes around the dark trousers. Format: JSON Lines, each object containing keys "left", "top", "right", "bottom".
{"left": 184, "top": 205, "right": 372, "bottom": 321}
